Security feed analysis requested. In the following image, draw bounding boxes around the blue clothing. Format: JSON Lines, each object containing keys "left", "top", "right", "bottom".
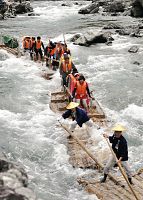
{"left": 62, "top": 107, "right": 90, "bottom": 127}
{"left": 109, "top": 135, "right": 128, "bottom": 161}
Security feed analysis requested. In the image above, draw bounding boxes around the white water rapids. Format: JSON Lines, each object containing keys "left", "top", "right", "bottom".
{"left": 0, "top": 1, "right": 143, "bottom": 199}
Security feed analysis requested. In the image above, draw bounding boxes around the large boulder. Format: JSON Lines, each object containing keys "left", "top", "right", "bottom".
{"left": 14, "top": 2, "right": 33, "bottom": 14}
{"left": 78, "top": 2, "right": 99, "bottom": 14}
{"left": 131, "top": 0, "right": 143, "bottom": 17}
{"left": 0, "top": 151, "right": 36, "bottom": 200}
{"left": 73, "top": 31, "right": 114, "bottom": 46}
{"left": 105, "top": 1, "right": 125, "bottom": 12}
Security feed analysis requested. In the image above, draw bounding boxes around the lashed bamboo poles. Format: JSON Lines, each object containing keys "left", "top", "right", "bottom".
{"left": 59, "top": 121, "right": 125, "bottom": 186}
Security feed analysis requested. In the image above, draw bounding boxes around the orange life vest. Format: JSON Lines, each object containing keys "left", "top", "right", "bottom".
{"left": 36, "top": 41, "right": 42, "bottom": 49}
{"left": 30, "top": 39, "right": 35, "bottom": 49}
{"left": 23, "top": 40, "right": 29, "bottom": 49}
{"left": 68, "top": 74, "right": 77, "bottom": 93}
{"left": 50, "top": 48, "right": 56, "bottom": 56}
{"left": 75, "top": 81, "right": 87, "bottom": 99}
{"left": 62, "top": 60, "right": 72, "bottom": 73}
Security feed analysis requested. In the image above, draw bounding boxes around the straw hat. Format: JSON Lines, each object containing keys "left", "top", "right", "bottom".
{"left": 66, "top": 102, "right": 79, "bottom": 109}
{"left": 112, "top": 124, "right": 126, "bottom": 132}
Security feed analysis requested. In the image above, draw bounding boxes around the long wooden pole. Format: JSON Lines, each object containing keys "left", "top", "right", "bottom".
{"left": 59, "top": 121, "right": 124, "bottom": 186}
{"left": 105, "top": 137, "right": 140, "bottom": 200}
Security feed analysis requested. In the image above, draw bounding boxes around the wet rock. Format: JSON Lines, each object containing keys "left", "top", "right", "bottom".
{"left": 0, "top": 151, "right": 36, "bottom": 200}
{"left": 116, "top": 25, "right": 140, "bottom": 37}
{"left": 131, "top": 0, "right": 143, "bottom": 17}
{"left": 128, "top": 46, "right": 139, "bottom": 53}
{"left": 78, "top": 2, "right": 99, "bottom": 14}
{"left": 133, "top": 61, "right": 140, "bottom": 65}
{"left": 70, "top": 33, "right": 82, "bottom": 42}
{"left": 73, "top": 31, "right": 114, "bottom": 47}
{"left": 61, "top": 3, "right": 69, "bottom": 6}
{"left": 14, "top": 2, "right": 33, "bottom": 14}
{"left": 28, "top": 12, "right": 40, "bottom": 16}
{"left": 105, "top": 1, "right": 125, "bottom": 13}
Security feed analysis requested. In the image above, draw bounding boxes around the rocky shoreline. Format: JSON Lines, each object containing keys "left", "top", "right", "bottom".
{"left": 0, "top": 0, "right": 33, "bottom": 19}
{"left": 0, "top": 151, "right": 36, "bottom": 200}
{"left": 78, "top": 0, "right": 143, "bottom": 17}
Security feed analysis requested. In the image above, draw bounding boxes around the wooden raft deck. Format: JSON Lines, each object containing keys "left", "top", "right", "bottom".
{"left": 77, "top": 169, "right": 143, "bottom": 200}
{"left": 50, "top": 91, "right": 143, "bottom": 200}
{"left": 0, "top": 45, "right": 20, "bottom": 56}
{"left": 50, "top": 91, "right": 107, "bottom": 169}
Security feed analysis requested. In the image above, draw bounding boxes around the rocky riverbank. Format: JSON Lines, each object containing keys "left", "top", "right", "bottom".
{"left": 0, "top": 0, "right": 33, "bottom": 19}
{"left": 78, "top": 0, "right": 143, "bottom": 17}
{"left": 0, "top": 151, "right": 36, "bottom": 200}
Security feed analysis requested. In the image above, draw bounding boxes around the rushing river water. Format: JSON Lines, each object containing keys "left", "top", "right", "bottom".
{"left": 0, "top": 1, "right": 143, "bottom": 200}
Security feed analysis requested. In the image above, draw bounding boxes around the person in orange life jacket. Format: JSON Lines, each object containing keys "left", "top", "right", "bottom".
{"left": 44, "top": 41, "right": 54, "bottom": 67}
{"left": 72, "top": 75, "right": 92, "bottom": 112}
{"left": 63, "top": 44, "right": 71, "bottom": 56}
{"left": 100, "top": 125, "right": 133, "bottom": 184}
{"left": 34, "top": 36, "right": 44, "bottom": 61}
{"left": 23, "top": 38, "right": 30, "bottom": 51}
{"left": 60, "top": 53, "right": 75, "bottom": 87}
{"left": 55, "top": 42, "right": 64, "bottom": 61}
{"left": 59, "top": 102, "right": 93, "bottom": 132}
{"left": 29, "top": 37, "right": 35, "bottom": 60}
{"left": 67, "top": 68, "right": 79, "bottom": 94}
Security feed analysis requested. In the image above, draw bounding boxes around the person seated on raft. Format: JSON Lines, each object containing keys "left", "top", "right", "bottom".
{"left": 60, "top": 53, "right": 75, "bottom": 88}
{"left": 72, "top": 75, "right": 92, "bottom": 112}
{"left": 34, "top": 36, "right": 44, "bottom": 61}
{"left": 58, "top": 102, "right": 94, "bottom": 132}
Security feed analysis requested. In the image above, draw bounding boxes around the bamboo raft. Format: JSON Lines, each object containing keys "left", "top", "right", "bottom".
{"left": 50, "top": 90, "right": 143, "bottom": 200}
{"left": 0, "top": 44, "right": 20, "bottom": 56}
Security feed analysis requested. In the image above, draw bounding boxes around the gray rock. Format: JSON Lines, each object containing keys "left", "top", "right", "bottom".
{"left": 133, "top": 61, "right": 140, "bottom": 65}
{"left": 28, "top": 12, "right": 40, "bottom": 16}
{"left": 70, "top": 34, "right": 82, "bottom": 42}
{"left": 0, "top": 151, "right": 36, "bottom": 200}
{"left": 73, "top": 31, "right": 114, "bottom": 46}
{"left": 116, "top": 25, "right": 140, "bottom": 37}
{"left": 15, "top": 2, "right": 33, "bottom": 14}
{"left": 128, "top": 46, "right": 139, "bottom": 53}
{"left": 131, "top": 0, "right": 143, "bottom": 17}
{"left": 78, "top": 2, "right": 99, "bottom": 14}
{"left": 105, "top": 1, "right": 125, "bottom": 12}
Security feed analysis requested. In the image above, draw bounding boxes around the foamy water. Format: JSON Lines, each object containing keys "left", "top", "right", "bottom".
{"left": 0, "top": 1, "right": 143, "bottom": 199}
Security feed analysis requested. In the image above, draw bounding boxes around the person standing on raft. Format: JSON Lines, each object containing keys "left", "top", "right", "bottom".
{"left": 60, "top": 54, "right": 75, "bottom": 87}
{"left": 101, "top": 124, "right": 133, "bottom": 184}
{"left": 34, "top": 36, "right": 44, "bottom": 61}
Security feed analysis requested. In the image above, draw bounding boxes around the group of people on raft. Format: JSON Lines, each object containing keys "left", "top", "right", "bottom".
{"left": 57, "top": 45, "right": 133, "bottom": 185}
{"left": 22, "top": 36, "right": 71, "bottom": 70}
{"left": 23, "top": 36, "right": 133, "bottom": 185}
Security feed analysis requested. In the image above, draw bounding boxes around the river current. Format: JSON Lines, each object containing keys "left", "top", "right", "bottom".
{"left": 0, "top": 1, "right": 143, "bottom": 200}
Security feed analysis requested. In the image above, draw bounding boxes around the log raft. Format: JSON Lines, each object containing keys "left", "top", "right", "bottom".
{"left": 50, "top": 90, "right": 143, "bottom": 200}
{"left": 0, "top": 44, "right": 20, "bottom": 56}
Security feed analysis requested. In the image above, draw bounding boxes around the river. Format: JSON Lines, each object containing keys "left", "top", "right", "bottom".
{"left": 0, "top": 1, "right": 143, "bottom": 200}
